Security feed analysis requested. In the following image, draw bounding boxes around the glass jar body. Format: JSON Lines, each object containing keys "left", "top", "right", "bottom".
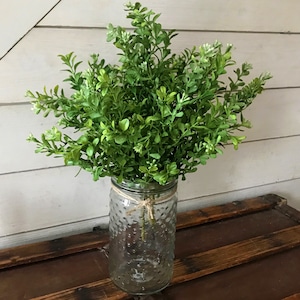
{"left": 109, "top": 178, "right": 178, "bottom": 295}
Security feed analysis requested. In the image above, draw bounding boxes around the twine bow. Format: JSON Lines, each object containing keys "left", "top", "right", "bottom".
{"left": 111, "top": 185, "right": 155, "bottom": 222}
{"left": 127, "top": 198, "right": 155, "bottom": 221}
{"left": 111, "top": 183, "right": 176, "bottom": 240}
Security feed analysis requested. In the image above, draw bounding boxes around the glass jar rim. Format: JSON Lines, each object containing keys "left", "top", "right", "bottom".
{"left": 111, "top": 177, "right": 177, "bottom": 193}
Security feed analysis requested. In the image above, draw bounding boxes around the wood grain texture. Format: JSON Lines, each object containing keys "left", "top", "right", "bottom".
{"left": 0, "top": 194, "right": 281, "bottom": 269}
{"left": 177, "top": 177, "right": 300, "bottom": 213}
{"left": 1, "top": 28, "right": 299, "bottom": 103}
{"left": 0, "top": 168, "right": 111, "bottom": 237}
{"left": 283, "top": 294, "right": 300, "bottom": 300}
{"left": 172, "top": 224, "right": 300, "bottom": 284}
{"left": 1, "top": 135, "right": 299, "bottom": 241}
{"left": 176, "top": 194, "right": 284, "bottom": 230}
{"left": 0, "top": 0, "right": 59, "bottom": 58}
{"left": 0, "top": 230, "right": 109, "bottom": 270}
{"left": 1, "top": 136, "right": 299, "bottom": 238}
{"left": 31, "top": 278, "right": 129, "bottom": 300}
{"left": 39, "top": 0, "right": 300, "bottom": 33}
{"left": 242, "top": 88, "right": 300, "bottom": 141}
{"left": 30, "top": 224, "right": 300, "bottom": 300}
{"left": 275, "top": 204, "right": 300, "bottom": 224}
{"left": 1, "top": 177, "right": 299, "bottom": 250}
{"left": 0, "top": 0, "right": 299, "bottom": 251}
{"left": 1, "top": 195, "right": 299, "bottom": 300}
{"left": 179, "top": 136, "right": 300, "bottom": 200}
{"left": 164, "top": 247, "right": 300, "bottom": 300}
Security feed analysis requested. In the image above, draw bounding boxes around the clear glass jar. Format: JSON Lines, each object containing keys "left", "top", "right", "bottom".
{"left": 109, "top": 178, "right": 178, "bottom": 295}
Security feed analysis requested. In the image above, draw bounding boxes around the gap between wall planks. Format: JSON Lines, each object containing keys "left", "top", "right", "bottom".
{"left": 1, "top": 87, "right": 300, "bottom": 175}
{"left": 23, "top": 193, "right": 300, "bottom": 300}
{"left": 1, "top": 0, "right": 299, "bottom": 272}
{"left": 1, "top": 28, "right": 299, "bottom": 104}
{"left": 39, "top": 0, "right": 300, "bottom": 33}
{"left": 0, "top": 0, "right": 59, "bottom": 59}
{"left": 0, "top": 194, "right": 284, "bottom": 270}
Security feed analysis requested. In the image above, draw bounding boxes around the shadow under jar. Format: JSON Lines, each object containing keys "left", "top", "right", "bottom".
{"left": 109, "top": 178, "right": 178, "bottom": 296}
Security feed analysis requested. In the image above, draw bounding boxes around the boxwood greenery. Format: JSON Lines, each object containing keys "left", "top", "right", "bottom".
{"left": 27, "top": 2, "right": 271, "bottom": 185}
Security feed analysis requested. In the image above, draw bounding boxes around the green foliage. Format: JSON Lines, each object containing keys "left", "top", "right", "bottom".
{"left": 26, "top": 2, "right": 272, "bottom": 185}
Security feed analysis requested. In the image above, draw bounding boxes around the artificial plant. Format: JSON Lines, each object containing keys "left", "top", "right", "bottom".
{"left": 27, "top": 2, "right": 272, "bottom": 185}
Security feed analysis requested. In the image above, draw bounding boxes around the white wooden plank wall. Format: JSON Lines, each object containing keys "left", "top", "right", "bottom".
{"left": 0, "top": 0, "right": 59, "bottom": 58}
{"left": 0, "top": 0, "right": 299, "bottom": 248}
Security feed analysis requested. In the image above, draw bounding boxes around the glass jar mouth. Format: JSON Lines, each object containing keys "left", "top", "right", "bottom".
{"left": 111, "top": 177, "right": 177, "bottom": 193}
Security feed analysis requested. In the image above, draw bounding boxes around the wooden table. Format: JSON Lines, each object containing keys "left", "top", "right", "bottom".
{"left": 1, "top": 194, "right": 300, "bottom": 300}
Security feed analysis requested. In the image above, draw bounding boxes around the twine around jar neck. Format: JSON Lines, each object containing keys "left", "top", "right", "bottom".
{"left": 111, "top": 183, "right": 177, "bottom": 222}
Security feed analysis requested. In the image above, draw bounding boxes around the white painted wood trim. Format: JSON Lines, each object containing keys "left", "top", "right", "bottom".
{"left": 1, "top": 88, "right": 300, "bottom": 175}
{"left": 179, "top": 136, "right": 300, "bottom": 201}
{"left": 40, "top": 0, "right": 300, "bottom": 33}
{"left": 0, "top": 28, "right": 298, "bottom": 103}
{"left": 1, "top": 136, "right": 299, "bottom": 237}
{"left": 0, "top": 215, "right": 109, "bottom": 250}
{"left": 0, "top": 0, "right": 59, "bottom": 59}
{"left": 1, "top": 177, "right": 299, "bottom": 250}
{"left": 0, "top": 0, "right": 299, "bottom": 249}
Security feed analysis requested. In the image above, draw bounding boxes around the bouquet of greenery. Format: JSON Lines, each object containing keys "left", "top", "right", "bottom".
{"left": 27, "top": 2, "right": 271, "bottom": 185}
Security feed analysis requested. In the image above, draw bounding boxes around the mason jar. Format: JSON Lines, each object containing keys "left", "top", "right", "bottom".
{"left": 108, "top": 178, "right": 178, "bottom": 295}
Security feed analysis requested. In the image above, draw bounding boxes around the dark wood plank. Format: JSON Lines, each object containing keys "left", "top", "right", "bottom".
{"left": 31, "top": 278, "right": 130, "bottom": 300}
{"left": 174, "top": 206, "right": 298, "bottom": 259}
{"left": 0, "top": 250, "right": 110, "bottom": 300}
{"left": 0, "top": 194, "right": 283, "bottom": 270}
{"left": 1, "top": 207, "right": 295, "bottom": 300}
{"left": 275, "top": 202, "right": 300, "bottom": 224}
{"left": 283, "top": 294, "right": 300, "bottom": 300}
{"left": 164, "top": 246, "right": 300, "bottom": 300}
{"left": 172, "top": 224, "right": 300, "bottom": 284}
{"left": 176, "top": 193, "right": 284, "bottom": 230}
{"left": 0, "top": 230, "right": 109, "bottom": 270}
{"left": 31, "top": 224, "right": 300, "bottom": 300}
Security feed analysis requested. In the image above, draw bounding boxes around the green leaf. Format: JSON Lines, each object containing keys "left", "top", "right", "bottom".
{"left": 114, "top": 135, "right": 127, "bottom": 144}
{"left": 26, "top": 2, "right": 271, "bottom": 185}
{"left": 175, "top": 112, "right": 184, "bottom": 118}
{"left": 119, "top": 118, "right": 130, "bottom": 131}
{"left": 178, "top": 122, "right": 185, "bottom": 133}
{"left": 154, "top": 133, "right": 161, "bottom": 143}
{"left": 139, "top": 166, "right": 148, "bottom": 173}
{"left": 93, "top": 138, "right": 100, "bottom": 146}
{"left": 53, "top": 85, "right": 59, "bottom": 95}
{"left": 136, "top": 114, "right": 144, "bottom": 123}
{"left": 44, "top": 127, "right": 62, "bottom": 142}
{"left": 145, "top": 115, "right": 160, "bottom": 124}
{"left": 90, "top": 112, "right": 101, "bottom": 119}
{"left": 77, "top": 135, "right": 88, "bottom": 144}
{"left": 167, "top": 162, "right": 179, "bottom": 175}
{"left": 86, "top": 145, "right": 94, "bottom": 157}
{"left": 116, "top": 157, "right": 126, "bottom": 166}
{"left": 153, "top": 173, "right": 168, "bottom": 185}
{"left": 27, "top": 134, "right": 39, "bottom": 143}
{"left": 150, "top": 153, "right": 161, "bottom": 159}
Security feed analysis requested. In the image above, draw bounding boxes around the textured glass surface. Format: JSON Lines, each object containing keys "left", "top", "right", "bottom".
{"left": 109, "top": 178, "right": 178, "bottom": 295}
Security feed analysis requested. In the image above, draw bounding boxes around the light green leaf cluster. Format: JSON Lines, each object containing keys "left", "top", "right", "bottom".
{"left": 26, "top": 2, "right": 272, "bottom": 185}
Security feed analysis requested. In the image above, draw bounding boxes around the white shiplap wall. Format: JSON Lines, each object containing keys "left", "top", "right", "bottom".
{"left": 0, "top": 0, "right": 299, "bottom": 248}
